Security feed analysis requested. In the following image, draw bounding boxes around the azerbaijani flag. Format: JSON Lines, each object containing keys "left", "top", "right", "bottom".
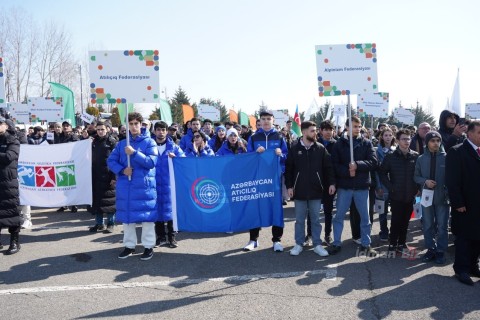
{"left": 292, "top": 104, "right": 301, "bottom": 137}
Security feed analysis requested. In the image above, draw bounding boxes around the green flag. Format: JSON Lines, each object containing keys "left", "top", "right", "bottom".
{"left": 239, "top": 111, "right": 249, "bottom": 126}
{"left": 49, "top": 82, "right": 75, "bottom": 127}
{"left": 117, "top": 103, "right": 134, "bottom": 125}
{"left": 159, "top": 99, "right": 173, "bottom": 124}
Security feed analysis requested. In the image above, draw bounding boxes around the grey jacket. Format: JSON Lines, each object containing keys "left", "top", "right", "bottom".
{"left": 414, "top": 150, "right": 448, "bottom": 205}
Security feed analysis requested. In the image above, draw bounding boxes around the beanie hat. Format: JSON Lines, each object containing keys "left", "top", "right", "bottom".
{"left": 226, "top": 128, "right": 239, "bottom": 137}
{"left": 215, "top": 125, "right": 226, "bottom": 133}
{"left": 425, "top": 131, "right": 442, "bottom": 146}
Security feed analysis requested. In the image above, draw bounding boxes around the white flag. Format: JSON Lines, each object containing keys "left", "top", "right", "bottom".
{"left": 449, "top": 69, "right": 463, "bottom": 117}
{"left": 304, "top": 99, "right": 319, "bottom": 120}
{"left": 18, "top": 140, "right": 92, "bottom": 206}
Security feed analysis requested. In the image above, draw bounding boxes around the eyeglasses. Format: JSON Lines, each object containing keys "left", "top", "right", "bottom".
{"left": 400, "top": 138, "right": 411, "bottom": 141}
{"left": 193, "top": 135, "right": 202, "bottom": 139}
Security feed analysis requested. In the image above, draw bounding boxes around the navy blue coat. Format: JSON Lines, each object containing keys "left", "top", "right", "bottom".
{"left": 107, "top": 128, "right": 158, "bottom": 223}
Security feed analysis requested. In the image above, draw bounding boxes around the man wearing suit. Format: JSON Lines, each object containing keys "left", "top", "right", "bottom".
{"left": 446, "top": 120, "right": 480, "bottom": 286}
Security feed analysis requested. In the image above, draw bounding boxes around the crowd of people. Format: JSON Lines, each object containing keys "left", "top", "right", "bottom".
{"left": 0, "top": 107, "right": 479, "bottom": 286}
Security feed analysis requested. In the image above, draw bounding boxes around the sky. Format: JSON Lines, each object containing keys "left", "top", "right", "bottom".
{"left": 2, "top": 0, "right": 480, "bottom": 120}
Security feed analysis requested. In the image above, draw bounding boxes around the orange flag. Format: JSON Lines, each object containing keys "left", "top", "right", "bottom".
{"left": 182, "top": 104, "right": 194, "bottom": 123}
{"left": 249, "top": 115, "right": 257, "bottom": 131}
{"left": 229, "top": 109, "right": 238, "bottom": 123}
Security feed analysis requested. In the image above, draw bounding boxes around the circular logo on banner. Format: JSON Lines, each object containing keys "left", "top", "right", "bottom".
{"left": 190, "top": 177, "right": 226, "bottom": 213}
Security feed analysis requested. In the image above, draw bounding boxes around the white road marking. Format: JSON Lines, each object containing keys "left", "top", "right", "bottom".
{"left": 0, "top": 265, "right": 337, "bottom": 295}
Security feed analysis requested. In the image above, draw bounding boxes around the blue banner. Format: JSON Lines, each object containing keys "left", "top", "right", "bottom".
{"left": 170, "top": 151, "right": 283, "bottom": 232}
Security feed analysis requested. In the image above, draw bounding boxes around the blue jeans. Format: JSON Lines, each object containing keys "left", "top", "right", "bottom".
{"left": 95, "top": 212, "right": 115, "bottom": 225}
{"left": 294, "top": 200, "right": 322, "bottom": 247}
{"left": 422, "top": 204, "right": 449, "bottom": 252}
{"left": 333, "top": 188, "right": 371, "bottom": 247}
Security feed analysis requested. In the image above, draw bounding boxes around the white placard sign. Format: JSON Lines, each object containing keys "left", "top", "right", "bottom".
{"left": 89, "top": 50, "right": 160, "bottom": 104}
{"left": 81, "top": 112, "right": 96, "bottom": 124}
{"left": 358, "top": 93, "right": 389, "bottom": 118}
{"left": 0, "top": 57, "right": 5, "bottom": 109}
{"left": 197, "top": 104, "right": 220, "bottom": 121}
{"left": 28, "top": 97, "right": 64, "bottom": 123}
{"left": 333, "top": 104, "right": 346, "bottom": 116}
{"left": 466, "top": 103, "right": 480, "bottom": 119}
{"left": 272, "top": 109, "right": 289, "bottom": 128}
{"left": 394, "top": 108, "right": 415, "bottom": 125}
{"left": 7, "top": 102, "right": 30, "bottom": 124}
{"left": 315, "top": 43, "right": 378, "bottom": 97}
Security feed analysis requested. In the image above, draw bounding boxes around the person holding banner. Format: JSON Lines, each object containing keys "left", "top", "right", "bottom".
{"left": 414, "top": 131, "right": 448, "bottom": 264}
{"left": 216, "top": 128, "right": 247, "bottom": 156}
{"left": 0, "top": 116, "right": 22, "bottom": 254}
{"left": 243, "top": 110, "right": 288, "bottom": 252}
{"left": 328, "top": 116, "right": 378, "bottom": 256}
{"left": 379, "top": 129, "right": 419, "bottom": 255}
{"left": 153, "top": 121, "right": 185, "bottom": 248}
{"left": 89, "top": 121, "right": 118, "bottom": 233}
{"left": 208, "top": 125, "right": 227, "bottom": 153}
{"left": 185, "top": 131, "right": 215, "bottom": 157}
{"left": 286, "top": 121, "right": 335, "bottom": 257}
{"left": 107, "top": 112, "right": 158, "bottom": 261}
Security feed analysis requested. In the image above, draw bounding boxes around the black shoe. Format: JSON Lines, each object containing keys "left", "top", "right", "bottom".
{"left": 118, "top": 247, "right": 135, "bottom": 259}
{"left": 422, "top": 249, "right": 436, "bottom": 262}
{"left": 56, "top": 207, "right": 66, "bottom": 212}
{"left": 303, "top": 235, "right": 313, "bottom": 247}
{"left": 140, "top": 248, "right": 154, "bottom": 260}
{"left": 455, "top": 272, "right": 474, "bottom": 286}
{"left": 154, "top": 237, "right": 167, "bottom": 248}
{"left": 0, "top": 242, "right": 3, "bottom": 250}
{"left": 324, "top": 235, "right": 332, "bottom": 246}
{"left": 169, "top": 239, "right": 178, "bottom": 248}
{"left": 387, "top": 245, "right": 397, "bottom": 252}
{"left": 89, "top": 224, "right": 105, "bottom": 232}
{"left": 71, "top": 206, "right": 78, "bottom": 213}
{"left": 5, "top": 242, "right": 21, "bottom": 255}
{"left": 282, "top": 200, "right": 288, "bottom": 206}
{"left": 360, "top": 246, "right": 378, "bottom": 257}
{"left": 469, "top": 268, "right": 480, "bottom": 278}
{"left": 434, "top": 252, "right": 446, "bottom": 264}
{"left": 326, "top": 245, "right": 341, "bottom": 255}
{"left": 396, "top": 244, "right": 407, "bottom": 255}
{"left": 104, "top": 224, "right": 114, "bottom": 233}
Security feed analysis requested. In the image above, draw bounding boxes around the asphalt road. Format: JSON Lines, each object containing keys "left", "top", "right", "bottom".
{"left": 0, "top": 204, "right": 479, "bottom": 319}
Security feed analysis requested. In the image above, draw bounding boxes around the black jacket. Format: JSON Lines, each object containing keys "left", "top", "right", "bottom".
{"left": 285, "top": 140, "right": 335, "bottom": 200}
{"left": 446, "top": 140, "right": 480, "bottom": 240}
{"left": 379, "top": 148, "right": 419, "bottom": 202}
{"left": 331, "top": 135, "right": 378, "bottom": 190}
{"left": 0, "top": 132, "right": 21, "bottom": 227}
{"left": 438, "top": 110, "right": 465, "bottom": 151}
{"left": 91, "top": 134, "right": 117, "bottom": 213}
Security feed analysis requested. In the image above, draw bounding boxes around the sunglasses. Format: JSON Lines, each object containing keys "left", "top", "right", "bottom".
{"left": 193, "top": 135, "right": 202, "bottom": 139}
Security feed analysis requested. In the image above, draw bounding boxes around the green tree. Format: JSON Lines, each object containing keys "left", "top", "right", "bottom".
{"left": 310, "top": 101, "right": 333, "bottom": 127}
{"left": 110, "top": 106, "right": 121, "bottom": 127}
{"left": 86, "top": 106, "right": 99, "bottom": 117}
{"left": 412, "top": 103, "right": 437, "bottom": 127}
{"left": 169, "top": 86, "right": 191, "bottom": 124}
{"left": 149, "top": 107, "right": 160, "bottom": 120}
{"left": 255, "top": 101, "right": 268, "bottom": 118}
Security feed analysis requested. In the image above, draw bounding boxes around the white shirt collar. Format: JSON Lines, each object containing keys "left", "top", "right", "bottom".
{"left": 467, "top": 138, "right": 479, "bottom": 151}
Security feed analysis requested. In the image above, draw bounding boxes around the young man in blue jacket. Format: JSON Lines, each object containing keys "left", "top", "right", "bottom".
{"left": 107, "top": 112, "right": 158, "bottom": 261}
{"left": 243, "top": 110, "right": 288, "bottom": 252}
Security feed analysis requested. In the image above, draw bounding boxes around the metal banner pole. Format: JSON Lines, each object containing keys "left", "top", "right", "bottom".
{"left": 125, "top": 104, "right": 131, "bottom": 181}
{"left": 347, "top": 95, "right": 354, "bottom": 162}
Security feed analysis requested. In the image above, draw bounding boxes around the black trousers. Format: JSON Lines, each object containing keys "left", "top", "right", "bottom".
{"left": 350, "top": 187, "right": 375, "bottom": 239}
{"left": 249, "top": 226, "right": 283, "bottom": 242}
{"left": 155, "top": 220, "right": 175, "bottom": 241}
{"left": 307, "top": 191, "right": 335, "bottom": 237}
{"left": 389, "top": 199, "right": 414, "bottom": 246}
{"left": 453, "top": 234, "right": 480, "bottom": 274}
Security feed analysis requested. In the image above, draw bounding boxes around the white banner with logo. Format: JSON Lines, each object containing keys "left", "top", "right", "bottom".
{"left": 18, "top": 140, "right": 92, "bottom": 206}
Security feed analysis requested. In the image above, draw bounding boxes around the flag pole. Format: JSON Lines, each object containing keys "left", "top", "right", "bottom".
{"left": 347, "top": 94, "right": 354, "bottom": 163}
{"left": 125, "top": 103, "right": 131, "bottom": 181}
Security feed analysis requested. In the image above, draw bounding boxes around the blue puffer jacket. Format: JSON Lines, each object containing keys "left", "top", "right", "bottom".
{"left": 107, "top": 128, "right": 158, "bottom": 223}
{"left": 156, "top": 137, "right": 185, "bottom": 221}
{"left": 185, "top": 143, "right": 215, "bottom": 157}
{"left": 216, "top": 141, "right": 247, "bottom": 156}
{"left": 179, "top": 128, "right": 194, "bottom": 151}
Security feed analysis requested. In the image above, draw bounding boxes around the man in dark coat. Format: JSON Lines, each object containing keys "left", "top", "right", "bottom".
{"left": 89, "top": 121, "right": 117, "bottom": 233}
{"left": 446, "top": 120, "right": 480, "bottom": 286}
{"left": 0, "top": 116, "right": 21, "bottom": 254}
{"left": 438, "top": 110, "right": 466, "bottom": 151}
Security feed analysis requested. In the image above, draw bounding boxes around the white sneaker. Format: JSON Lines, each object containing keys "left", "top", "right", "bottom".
{"left": 313, "top": 245, "right": 329, "bottom": 257}
{"left": 243, "top": 240, "right": 259, "bottom": 251}
{"left": 353, "top": 238, "right": 362, "bottom": 245}
{"left": 290, "top": 244, "right": 303, "bottom": 256}
{"left": 21, "top": 220, "right": 33, "bottom": 229}
{"left": 273, "top": 241, "right": 284, "bottom": 252}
